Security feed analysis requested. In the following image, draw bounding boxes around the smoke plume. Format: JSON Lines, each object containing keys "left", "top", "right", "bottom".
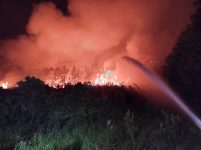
{"left": 0, "top": 0, "right": 195, "bottom": 84}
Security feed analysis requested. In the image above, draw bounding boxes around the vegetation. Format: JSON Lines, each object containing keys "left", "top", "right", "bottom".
{"left": 0, "top": 77, "right": 201, "bottom": 150}
{"left": 2, "top": 2, "right": 201, "bottom": 148}
{"left": 164, "top": 1, "right": 201, "bottom": 114}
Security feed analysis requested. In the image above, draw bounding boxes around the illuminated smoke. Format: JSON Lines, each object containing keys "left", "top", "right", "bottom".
{"left": 0, "top": 0, "right": 195, "bottom": 85}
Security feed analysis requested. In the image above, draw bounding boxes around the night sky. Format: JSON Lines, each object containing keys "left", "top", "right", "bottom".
{"left": 0, "top": 0, "right": 68, "bottom": 40}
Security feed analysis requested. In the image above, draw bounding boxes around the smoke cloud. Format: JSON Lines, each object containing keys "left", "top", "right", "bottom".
{"left": 0, "top": 0, "right": 195, "bottom": 84}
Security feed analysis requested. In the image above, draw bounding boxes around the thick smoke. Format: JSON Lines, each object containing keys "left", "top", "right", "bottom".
{"left": 0, "top": 0, "right": 194, "bottom": 84}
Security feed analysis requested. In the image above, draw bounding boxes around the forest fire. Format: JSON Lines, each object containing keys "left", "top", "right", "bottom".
{"left": 0, "top": 68, "right": 121, "bottom": 89}
{"left": 0, "top": 0, "right": 194, "bottom": 90}
{"left": 1, "top": 1, "right": 201, "bottom": 149}
{"left": 0, "top": 82, "right": 9, "bottom": 89}
{"left": 45, "top": 69, "right": 120, "bottom": 88}
{"left": 94, "top": 70, "right": 120, "bottom": 86}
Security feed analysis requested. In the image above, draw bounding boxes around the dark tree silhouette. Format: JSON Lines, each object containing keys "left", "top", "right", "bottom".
{"left": 164, "top": 1, "right": 201, "bottom": 112}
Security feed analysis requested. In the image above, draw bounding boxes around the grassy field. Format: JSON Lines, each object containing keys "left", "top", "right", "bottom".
{"left": 0, "top": 77, "right": 201, "bottom": 150}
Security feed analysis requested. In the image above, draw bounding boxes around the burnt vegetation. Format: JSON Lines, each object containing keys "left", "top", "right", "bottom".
{"left": 0, "top": 77, "right": 201, "bottom": 150}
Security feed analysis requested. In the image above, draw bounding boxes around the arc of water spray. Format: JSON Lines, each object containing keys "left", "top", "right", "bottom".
{"left": 123, "top": 56, "right": 201, "bottom": 130}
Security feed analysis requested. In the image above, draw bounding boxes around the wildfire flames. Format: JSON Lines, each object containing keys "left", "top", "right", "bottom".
{"left": 0, "top": 0, "right": 194, "bottom": 89}
{"left": 94, "top": 70, "right": 120, "bottom": 86}
{"left": 41, "top": 66, "right": 121, "bottom": 88}
{"left": 0, "top": 82, "right": 9, "bottom": 89}
{"left": 0, "top": 69, "right": 120, "bottom": 89}
{"left": 45, "top": 70, "right": 120, "bottom": 88}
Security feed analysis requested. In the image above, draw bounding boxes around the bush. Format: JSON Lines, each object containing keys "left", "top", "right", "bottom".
{"left": 0, "top": 77, "right": 201, "bottom": 150}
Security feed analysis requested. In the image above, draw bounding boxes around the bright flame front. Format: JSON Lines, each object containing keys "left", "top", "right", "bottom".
{"left": 94, "top": 70, "right": 120, "bottom": 86}
{"left": 0, "top": 69, "right": 121, "bottom": 89}
{"left": 45, "top": 69, "right": 121, "bottom": 87}
{"left": 0, "top": 82, "right": 9, "bottom": 89}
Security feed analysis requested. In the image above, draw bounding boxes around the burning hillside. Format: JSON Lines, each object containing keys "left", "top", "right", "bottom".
{"left": 44, "top": 67, "right": 121, "bottom": 88}
{"left": 0, "top": 0, "right": 194, "bottom": 88}
{"left": 0, "top": 67, "right": 121, "bottom": 89}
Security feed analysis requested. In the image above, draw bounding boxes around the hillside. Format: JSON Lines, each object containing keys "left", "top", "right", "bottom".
{"left": 0, "top": 77, "right": 200, "bottom": 150}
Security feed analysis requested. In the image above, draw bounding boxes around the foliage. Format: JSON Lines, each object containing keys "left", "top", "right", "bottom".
{"left": 0, "top": 77, "right": 201, "bottom": 149}
{"left": 164, "top": 1, "right": 201, "bottom": 114}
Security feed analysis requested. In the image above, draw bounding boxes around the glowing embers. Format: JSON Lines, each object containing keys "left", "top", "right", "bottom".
{"left": 0, "top": 82, "right": 9, "bottom": 89}
{"left": 94, "top": 70, "right": 120, "bottom": 86}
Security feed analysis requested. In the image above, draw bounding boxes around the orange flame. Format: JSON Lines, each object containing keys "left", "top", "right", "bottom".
{"left": 0, "top": 82, "right": 9, "bottom": 89}
{"left": 94, "top": 70, "right": 120, "bottom": 86}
